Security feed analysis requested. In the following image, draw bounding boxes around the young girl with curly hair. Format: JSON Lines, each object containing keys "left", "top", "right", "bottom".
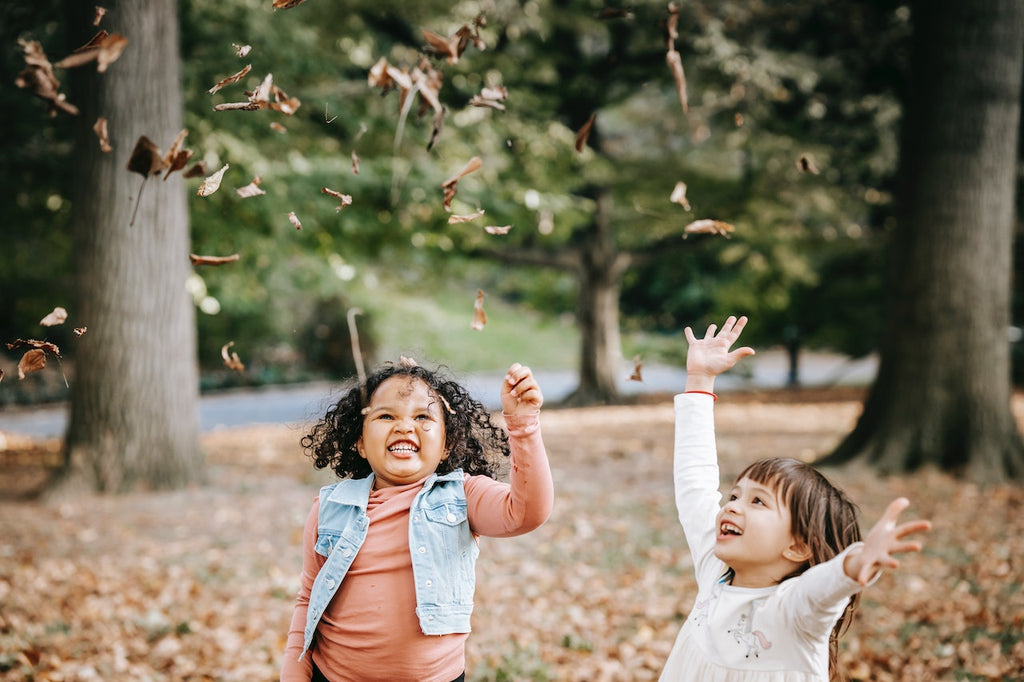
{"left": 660, "top": 316, "right": 931, "bottom": 682}
{"left": 280, "top": 359, "right": 553, "bottom": 682}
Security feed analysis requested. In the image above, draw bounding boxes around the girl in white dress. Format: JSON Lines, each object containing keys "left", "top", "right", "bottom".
{"left": 660, "top": 316, "right": 931, "bottom": 682}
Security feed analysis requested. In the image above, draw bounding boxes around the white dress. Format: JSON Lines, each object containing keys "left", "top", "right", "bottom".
{"left": 659, "top": 393, "right": 868, "bottom": 682}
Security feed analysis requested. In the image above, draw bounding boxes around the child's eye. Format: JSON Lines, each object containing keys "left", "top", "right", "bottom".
{"left": 728, "top": 494, "right": 738, "bottom": 501}
{"left": 415, "top": 414, "right": 432, "bottom": 421}
{"left": 753, "top": 497, "right": 766, "bottom": 506}
{"left": 377, "top": 414, "right": 394, "bottom": 420}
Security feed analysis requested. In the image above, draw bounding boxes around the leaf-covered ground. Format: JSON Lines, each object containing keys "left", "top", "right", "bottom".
{"left": 2, "top": 389, "right": 1022, "bottom": 681}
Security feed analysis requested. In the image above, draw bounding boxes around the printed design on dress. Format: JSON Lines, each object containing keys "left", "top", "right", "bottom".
{"left": 727, "top": 599, "right": 773, "bottom": 658}
{"left": 691, "top": 582, "right": 722, "bottom": 628}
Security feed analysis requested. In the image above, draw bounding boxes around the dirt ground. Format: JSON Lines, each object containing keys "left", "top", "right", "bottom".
{"left": 1, "top": 388, "right": 1022, "bottom": 681}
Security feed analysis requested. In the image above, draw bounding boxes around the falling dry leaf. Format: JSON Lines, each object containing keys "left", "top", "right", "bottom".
{"left": 162, "top": 129, "right": 193, "bottom": 180}
{"left": 351, "top": 150, "right": 360, "bottom": 175}
{"left": 287, "top": 211, "right": 302, "bottom": 230}
{"left": 73, "top": 327, "right": 87, "bottom": 336}
{"left": 39, "top": 307, "right": 68, "bottom": 327}
{"left": 93, "top": 6, "right": 108, "bottom": 26}
{"left": 665, "top": 50, "right": 689, "bottom": 114}
{"left": 233, "top": 43, "right": 252, "bottom": 57}
{"left": 484, "top": 225, "right": 512, "bottom": 235}
{"left": 629, "top": 355, "right": 643, "bottom": 382}
{"left": 321, "top": 187, "right": 353, "bottom": 212}
{"left": 15, "top": 38, "right": 79, "bottom": 116}
{"left": 236, "top": 176, "right": 265, "bottom": 198}
{"left": 441, "top": 157, "right": 483, "bottom": 211}
{"left": 93, "top": 117, "right": 112, "bottom": 152}
{"left": 470, "top": 290, "right": 487, "bottom": 331}
{"left": 734, "top": 112, "right": 744, "bottom": 127}
{"left": 575, "top": 112, "right": 596, "bottom": 152}
{"left": 399, "top": 355, "right": 418, "bottom": 368}
{"left": 684, "top": 218, "right": 735, "bottom": 237}
{"left": 126, "top": 135, "right": 168, "bottom": 226}
{"left": 197, "top": 164, "right": 230, "bottom": 197}
{"left": 469, "top": 86, "right": 508, "bottom": 111}
{"left": 798, "top": 154, "right": 819, "bottom": 174}
{"left": 221, "top": 341, "right": 245, "bottom": 372}
{"left": 208, "top": 64, "right": 252, "bottom": 94}
{"left": 0, "top": 368, "right": 4, "bottom": 384}
{"left": 213, "top": 73, "right": 300, "bottom": 115}
{"left": 427, "top": 106, "right": 446, "bottom": 151}
{"left": 6, "top": 338, "right": 61, "bottom": 356}
{"left": 54, "top": 30, "right": 128, "bottom": 73}
{"left": 269, "top": 122, "right": 287, "bottom": 133}
{"left": 17, "top": 349, "right": 47, "bottom": 380}
{"left": 421, "top": 19, "right": 485, "bottom": 65}
{"left": 189, "top": 253, "right": 240, "bottom": 266}
{"left": 272, "top": 0, "right": 308, "bottom": 8}
{"left": 448, "top": 209, "right": 485, "bottom": 224}
{"left": 669, "top": 181, "right": 690, "bottom": 210}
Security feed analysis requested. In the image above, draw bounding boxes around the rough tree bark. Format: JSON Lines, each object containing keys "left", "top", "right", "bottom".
{"left": 823, "top": 0, "right": 1024, "bottom": 482}
{"left": 59, "top": 0, "right": 202, "bottom": 492}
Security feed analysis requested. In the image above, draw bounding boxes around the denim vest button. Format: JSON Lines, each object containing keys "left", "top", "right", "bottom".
{"left": 418, "top": 546, "right": 426, "bottom": 553}
{"left": 326, "top": 578, "right": 335, "bottom": 588}
{"left": 446, "top": 512, "right": 457, "bottom": 523}
{"left": 425, "top": 579, "right": 433, "bottom": 587}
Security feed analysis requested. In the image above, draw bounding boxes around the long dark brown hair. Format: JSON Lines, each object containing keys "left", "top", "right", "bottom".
{"left": 731, "top": 457, "right": 862, "bottom": 681}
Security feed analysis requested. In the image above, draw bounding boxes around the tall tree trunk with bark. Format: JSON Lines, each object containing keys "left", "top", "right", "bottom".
{"left": 823, "top": 0, "right": 1024, "bottom": 482}
{"left": 59, "top": 0, "right": 202, "bottom": 492}
{"left": 565, "top": 191, "right": 630, "bottom": 405}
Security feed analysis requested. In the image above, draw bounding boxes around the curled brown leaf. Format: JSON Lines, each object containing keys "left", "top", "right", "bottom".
{"left": 40, "top": 307, "right": 68, "bottom": 327}
{"left": 54, "top": 30, "right": 128, "bottom": 73}
{"left": 321, "top": 187, "right": 353, "bottom": 211}
{"left": 18, "top": 349, "right": 47, "bottom": 380}
{"left": 93, "top": 117, "right": 112, "bottom": 152}
{"left": 209, "top": 64, "right": 252, "bottom": 94}
{"left": 197, "top": 164, "right": 230, "bottom": 197}
{"left": 629, "top": 355, "right": 643, "bottom": 382}
{"left": 448, "top": 209, "right": 485, "bottom": 224}
{"left": 441, "top": 157, "right": 483, "bottom": 211}
{"left": 483, "top": 225, "right": 512, "bottom": 235}
{"left": 221, "top": 341, "right": 245, "bottom": 372}
{"left": 684, "top": 218, "right": 735, "bottom": 237}
{"left": 15, "top": 39, "right": 79, "bottom": 116}
{"left": 669, "top": 181, "right": 690, "bottom": 210}
{"left": 236, "top": 176, "right": 265, "bottom": 198}
{"left": 470, "top": 290, "right": 487, "bottom": 331}
{"left": 93, "top": 6, "right": 108, "bottom": 26}
{"left": 287, "top": 211, "right": 302, "bottom": 230}
{"left": 189, "top": 253, "right": 241, "bottom": 266}
{"left": 575, "top": 112, "right": 596, "bottom": 152}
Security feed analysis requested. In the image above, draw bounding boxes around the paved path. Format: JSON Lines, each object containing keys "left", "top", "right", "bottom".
{"left": 0, "top": 350, "right": 877, "bottom": 439}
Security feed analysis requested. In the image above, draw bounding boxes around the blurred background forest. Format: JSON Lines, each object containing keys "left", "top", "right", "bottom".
{"left": 6, "top": 0, "right": 1006, "bottom": 401}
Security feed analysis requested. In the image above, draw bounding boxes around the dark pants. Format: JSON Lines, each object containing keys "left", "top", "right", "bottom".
{"left": 311, "top": 662, "right": 465, "bottom": 682}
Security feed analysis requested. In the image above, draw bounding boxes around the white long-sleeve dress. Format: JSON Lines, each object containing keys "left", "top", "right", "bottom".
{"left": 659, "top": 393, "right": 867, "bottom": 682}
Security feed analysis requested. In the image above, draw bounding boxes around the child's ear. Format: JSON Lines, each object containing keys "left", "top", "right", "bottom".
{"left": 784, "top": 541, "right": 812, "bottom": 564}
{"left": 355, "top": 438, "right": 367, "bottom": 460}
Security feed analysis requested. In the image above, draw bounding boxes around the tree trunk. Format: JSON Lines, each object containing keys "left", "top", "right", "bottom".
{"left": 823, "top": 0, "right": 1024, "bottom": 482}
{"left": 58, "top": 0, "right": 202, "bottom": 492}
{"left": 564, "top": 191, "right": 629, "bottom": 406}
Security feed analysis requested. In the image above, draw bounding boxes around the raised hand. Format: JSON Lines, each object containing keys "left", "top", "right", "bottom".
{"left": 501, "top": 363, "right": 543, "bottom": 415}
{"left": 683, "top": 315, "right": 756, "bottom": 392}
{"left": 845, "top": 497, "right": 932, "bottom": 585}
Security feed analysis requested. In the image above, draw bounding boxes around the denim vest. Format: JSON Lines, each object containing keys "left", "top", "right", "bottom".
{"left": 300, "top": 470, "right": 478, "bottom": 658}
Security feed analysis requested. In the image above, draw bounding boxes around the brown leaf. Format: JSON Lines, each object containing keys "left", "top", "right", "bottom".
{"left": 6, "top": 338, "right": 62, "bottom": 357}
{"left": 575, "top": 112, "right": 596, "bottom": 152}
{"left": 93, "top": 117, "right": 112, "bottom": 152}
{"left": 162, "top": 129, "right": 192, "bottom": 180}
{"left": 272, "top": 0, "right": 307, "bottom": 8}
{"left": 665, "top": 50, "right": 689, "bottom": 114}
{"left": 470, "top": 290, "right": 487, "bottom": 331}
{"left": 269, "top": 122, "right": 287, "bottom": 134}
{"left": 17, "top": 349, "right": 46, "bottom": 380}
{"left": 183, "top": 161, "right": 207, "bottom": 178}
{"left": 684, "top": 218, "right": 735, "bottom": 237}
{"left": 0, "top": 368, "right": 4, "bottom": 384}
{"left": 441, "top": 157, "right": 483, "bottom": 211}
{"left": 221, "top": 342, "right": 245, "bottom": 372}
{"left": 427, "top": 106, "right": 447, "bottom": 151}
{"left": 629, "top": 355, "right": 643, "bottom": 382}
{"left": 126, "top": 136, "right": 166, "bottom": 178}
{"left": 734, "top": 112, "right": 744, "bottom": 127}
{"left": 351, "top": 151, "right": 360, "bottom": 175}
{"left": 236, "top": 176, "right": 265, "bottom": 198}
{"left": 321, "top": 187, "right": 353, "bottom": 211}
{"left": 190, "top": 253, "right": 240, "bottom": 266}
{"left": 15, "top": 39, "right": 79, "bottom": 116}
{"left": 797, "top": 154, "right": 819, "bottom": 174}
{"left": 421, "top": 21, "right": 484, "bottom": 65}
{"left": 484, "top": 225, "right": 512, "bottom": 235}
{"left": 209, "top": 64, "right": 252, "bottom": 94}
{"left": 54, "top": 30, "right": 128, "bottom": 73}
{"left": 213, "top": 73, "right": 301, "bottom": 116}
{"left": 233, "top": 43, "right": 252, "bottom": 58}
{"left": 39, "top": 307, "right": 68, "bottom": 327}
{"left": 287, "top": 211, "right": 302, "bottom": 230}
{"left": 93, "top": 6, "right": 108, "bottom": 26}
{"left": 469, "top": 86, "right": 507, "bottom": 110}
{"left": 448, "top": 209, "right": 485, "bottom": 224}
{"left": 197, "top": 164, "right": 230, "bottom": 197}
{"left": 669, "top": 181, "right": 690, "bottom": 210}
{"left": 73, "top": 326, "right": 87, "bottom": 337}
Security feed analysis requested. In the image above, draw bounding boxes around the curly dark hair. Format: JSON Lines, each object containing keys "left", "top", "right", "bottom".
{"left": 302, "top": 361, "right": 510, "bottom": 480}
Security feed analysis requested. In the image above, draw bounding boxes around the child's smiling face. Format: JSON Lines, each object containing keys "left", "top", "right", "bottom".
{"left": 714, "top": 476, "right": 810, "bottom": 587}
{"left": 357, "top": 375, "right": 449, "bottom": 488}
